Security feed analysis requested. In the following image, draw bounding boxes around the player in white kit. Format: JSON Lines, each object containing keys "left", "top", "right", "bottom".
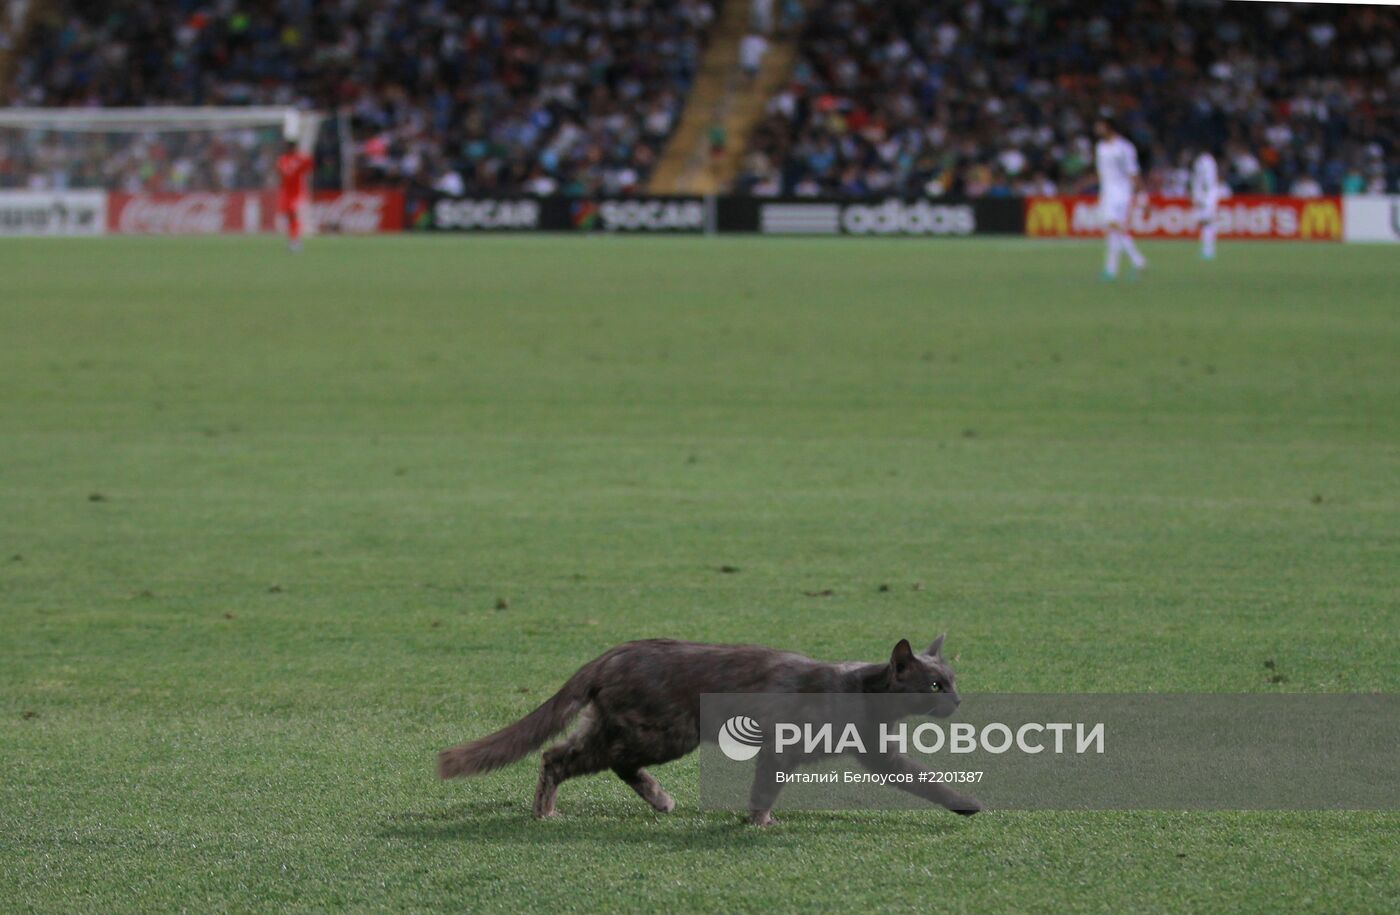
{"left": 1191, "top": 148, "right": 1221, "bottom": 260}
{"left": 1094, "top": 118, "right": 1146, "bottom": 280}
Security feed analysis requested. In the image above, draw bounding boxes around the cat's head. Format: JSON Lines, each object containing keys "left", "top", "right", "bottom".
{"left": 885, "top": 634, "right": 960, "bottom": 716}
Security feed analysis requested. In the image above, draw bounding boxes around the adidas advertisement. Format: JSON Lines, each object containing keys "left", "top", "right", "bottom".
{"left": 755, "top": 200, "right": 975, "bottom": 236}
{"left": 722, "top": 197, "right": 1023, "bottom": 236}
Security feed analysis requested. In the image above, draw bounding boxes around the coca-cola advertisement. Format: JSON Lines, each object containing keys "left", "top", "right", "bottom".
{"left": 107, "top": 190, "right": 404, "bottom": 235}
{"left": 310, "top": 190, "right": 404, "bottom": 233}
{"left": 108, "top": 192, "right": 273, "bottom": 235}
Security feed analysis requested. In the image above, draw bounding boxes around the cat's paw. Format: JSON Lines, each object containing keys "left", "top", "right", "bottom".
{"left": 747, "top": 810, "right": 778, "bottom": 827}
{"left": 949, "top": 796, "right": 982, "bottom": 816}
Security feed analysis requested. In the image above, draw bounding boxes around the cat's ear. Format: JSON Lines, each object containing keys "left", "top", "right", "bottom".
{"left": 891, "top": 638, "right": 916, "bottom": 672}
{"left": 925, "top": 633, "right": 946, "bottom": 659}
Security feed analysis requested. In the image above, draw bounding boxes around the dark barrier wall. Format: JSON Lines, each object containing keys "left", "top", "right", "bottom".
{"left": 4, "top": 190, "right": 1365, "bottom": 239}
{"left": 407, "top": 193, "right": 1023, "bottom": 236}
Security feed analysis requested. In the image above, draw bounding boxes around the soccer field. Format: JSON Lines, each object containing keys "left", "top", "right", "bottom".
{"left": 2, "top": 236, "right": 1396, "bottom": 912}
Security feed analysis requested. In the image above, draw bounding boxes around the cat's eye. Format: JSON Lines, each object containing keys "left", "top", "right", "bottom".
{"left": 931, "top": 683, "right": 942, "bottom": 692}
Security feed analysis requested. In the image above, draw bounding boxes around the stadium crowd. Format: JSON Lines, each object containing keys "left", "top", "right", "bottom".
{"left": 4, "top": 0, "right": 715, "bottom": 194}
{"left": 3, "top": 0, "right": 1396, "bottom": 198}
{"left": 735, "top": 0, "right": 1400, "bottom": 198}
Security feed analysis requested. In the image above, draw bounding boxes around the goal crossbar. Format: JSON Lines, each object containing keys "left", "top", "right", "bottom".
{"left": 0, "top": 107, "right": 323, "bottom": 148}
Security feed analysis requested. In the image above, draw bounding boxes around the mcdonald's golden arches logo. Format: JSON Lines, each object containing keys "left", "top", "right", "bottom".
{"left": 1025, "top": 199, "right": 1070, "bottom": 236}
{"left": 1299, "top": 200, "right": 1341, "bottom": 239}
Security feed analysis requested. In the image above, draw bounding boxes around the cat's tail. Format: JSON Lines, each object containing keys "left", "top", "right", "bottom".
{"left": 436, "top": 662, "right": 595, "bottom": 779}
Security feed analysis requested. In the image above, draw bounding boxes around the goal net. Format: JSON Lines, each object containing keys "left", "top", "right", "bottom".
{"left": 0, "top": 107, "right": 328, "bottom": 194}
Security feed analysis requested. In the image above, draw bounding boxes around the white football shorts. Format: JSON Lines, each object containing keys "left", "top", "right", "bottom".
{"left": 1099, "top": 190, "right": 1132, "bottom": 226}
{"left": 1193, "top": 195, "right": 1219, "bottom": 224}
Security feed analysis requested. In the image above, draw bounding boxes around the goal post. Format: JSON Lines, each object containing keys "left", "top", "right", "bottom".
{"left": 0, "top": 106, "right": 333, "bottom": 194}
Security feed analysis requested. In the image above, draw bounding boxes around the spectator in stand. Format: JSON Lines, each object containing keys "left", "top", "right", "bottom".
{"left": 735, "top": 0, "right": 1399, "bottom": 198}
{"left": 740, "top": 31, "right": 768, "bottom": 84}
{"left": 751, "top": 0, "right": 774, "bottom": 36}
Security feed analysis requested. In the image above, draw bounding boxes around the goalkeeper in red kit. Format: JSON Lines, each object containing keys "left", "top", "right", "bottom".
{"left": 275, "top": 141, "right": 313, "bottom": 251}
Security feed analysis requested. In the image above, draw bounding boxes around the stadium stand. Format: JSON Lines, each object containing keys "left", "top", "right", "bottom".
{"left": 733, "top": 0, "right": 1400, "bottom": 197}
{"left": 3, "top": 0, "right": 717, "bottom": 194}
{"left": 4, "top": 0, "right": 1396, "bottom": 199}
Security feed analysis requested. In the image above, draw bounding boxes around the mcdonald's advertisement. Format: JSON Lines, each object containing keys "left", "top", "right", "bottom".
{"left": 1024, "top": 195, "right": 1343, "bottom": 241}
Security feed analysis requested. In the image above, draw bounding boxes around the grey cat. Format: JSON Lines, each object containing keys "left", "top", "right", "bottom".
{"left": 437, "top": 635, "right": 980, "bottom": 825}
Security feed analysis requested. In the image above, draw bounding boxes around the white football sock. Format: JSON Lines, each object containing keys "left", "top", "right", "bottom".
{"left": 1201, "top": 223, "right": 1216, "bottom": 258}
{"left": 1105, "top": 230, "right": 1122, "bottom": 275}
{"left": 1121, "top": 232, "right": 1146, "bottom": 269}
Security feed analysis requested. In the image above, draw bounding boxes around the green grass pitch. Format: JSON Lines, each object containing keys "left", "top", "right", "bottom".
{"left": 2, "top": 235, "right": 1396, "bottom": 912}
